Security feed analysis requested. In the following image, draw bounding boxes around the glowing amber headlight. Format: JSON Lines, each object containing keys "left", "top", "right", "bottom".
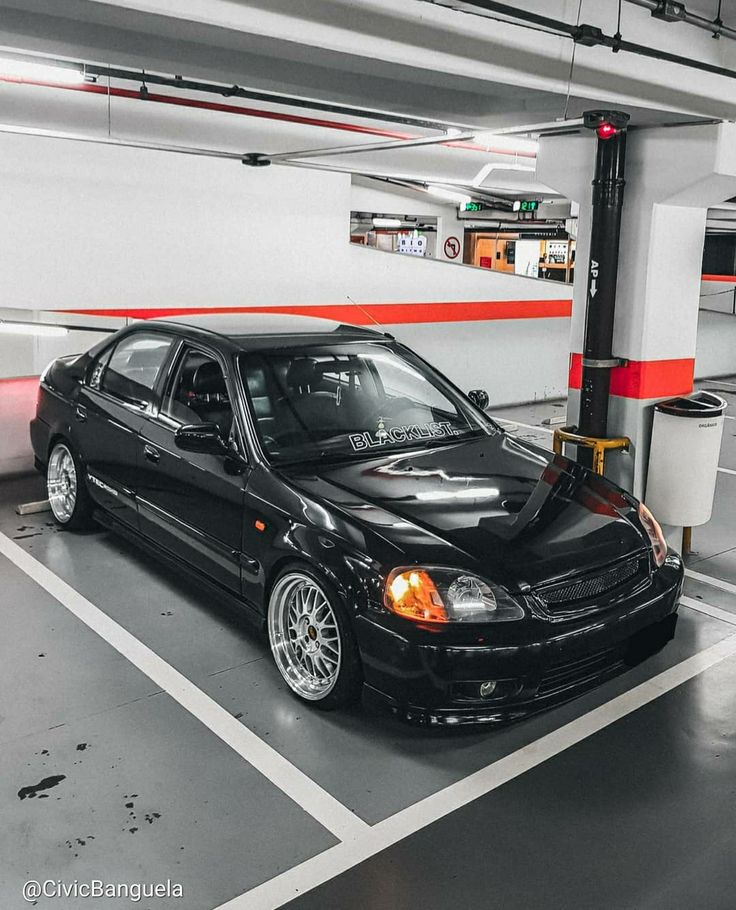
{"left": 387, "top": 569, "right": 449, "bottom": 622}
{"left": 638, "top": 502, "right": 667, "bottom": 567}
{"left": 385, "top": 567, "right": 525, "bottom": 623}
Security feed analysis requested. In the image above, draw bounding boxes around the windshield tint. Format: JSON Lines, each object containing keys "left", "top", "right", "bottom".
{"left": 239, "top": 343, "right": 494, "bottom": 465}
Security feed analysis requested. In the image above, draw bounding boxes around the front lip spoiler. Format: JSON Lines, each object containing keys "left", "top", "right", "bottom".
{"left": 364, "top": 612, "right": 677, "bottom": 726}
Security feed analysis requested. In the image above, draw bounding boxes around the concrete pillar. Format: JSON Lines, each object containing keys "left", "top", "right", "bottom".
{"left": 537, "top": 122, "right": 736, "bottom": 502}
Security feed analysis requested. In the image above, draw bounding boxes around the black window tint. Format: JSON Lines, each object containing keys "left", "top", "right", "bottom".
{"left": 88, "top": 346, "right": 114, "bottom": 390}
{"left": 162, "top": 348, "right": 233, "bottom": 438}
{"left": 240, "top": 344, "right": 492, "bottom": 465}
{"left": 100, "top": 333, "right": 172, "bottom": 405}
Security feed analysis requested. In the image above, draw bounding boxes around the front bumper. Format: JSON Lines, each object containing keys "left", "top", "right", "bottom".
{"left": 357, "top": 553, "right": 683, "bottom": 725}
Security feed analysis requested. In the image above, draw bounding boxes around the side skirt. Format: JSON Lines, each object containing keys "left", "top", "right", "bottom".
{"left": 91, "top": 507, "right": 266, "bottom": 632}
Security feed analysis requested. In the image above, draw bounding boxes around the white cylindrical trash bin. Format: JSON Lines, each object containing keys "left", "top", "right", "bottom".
{"left": 645, "top": 391, "right": 727, "bottom": 527}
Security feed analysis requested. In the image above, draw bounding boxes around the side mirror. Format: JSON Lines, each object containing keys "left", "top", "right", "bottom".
{"left": 468, "top": 389, "right": 489, "bottom": 411}
{"left": 175, "top": 423, "right": 228, "bottom": 455}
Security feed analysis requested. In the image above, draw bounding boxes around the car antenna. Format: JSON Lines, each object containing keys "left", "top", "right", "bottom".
{"left": 346, "top": 295, "right": 383, "bottom": 329}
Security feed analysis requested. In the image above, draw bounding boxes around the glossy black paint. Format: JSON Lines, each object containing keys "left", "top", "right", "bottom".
{"left": 30, "top": 315, "right": 683, "bottom": 723}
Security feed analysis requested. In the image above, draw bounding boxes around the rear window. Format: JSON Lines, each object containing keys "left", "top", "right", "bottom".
{"left": 97, "top": 333, "right": 173, "bottom": 405}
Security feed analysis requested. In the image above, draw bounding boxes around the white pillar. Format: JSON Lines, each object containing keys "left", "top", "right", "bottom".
{"left": 537, "top": 122, "right": 736, "bottom": 498}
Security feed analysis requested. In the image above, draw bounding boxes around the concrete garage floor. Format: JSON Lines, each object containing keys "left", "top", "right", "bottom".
{"left": 2, "top": 385, "right": 736, "bottom": 909}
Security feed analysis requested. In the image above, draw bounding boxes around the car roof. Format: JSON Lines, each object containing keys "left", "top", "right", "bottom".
{"left": 148, "top": 312, "right": 385, "bottom": 344}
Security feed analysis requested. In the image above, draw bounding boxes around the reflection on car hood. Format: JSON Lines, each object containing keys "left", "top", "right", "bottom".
{"left": 284, "top": 432, "right": 649, "bottom": 589}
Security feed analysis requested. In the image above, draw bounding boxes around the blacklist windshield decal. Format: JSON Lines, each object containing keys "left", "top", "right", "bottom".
{"left": 349, "top": 421, "right": 462, "bottom": 451}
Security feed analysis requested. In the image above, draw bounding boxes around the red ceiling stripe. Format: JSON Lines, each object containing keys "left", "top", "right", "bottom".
{"left": 568, "top": 352, "right": 694, "bottom": 400}
{"left": 60, "top": 299, "right": 572, "bottom": 324}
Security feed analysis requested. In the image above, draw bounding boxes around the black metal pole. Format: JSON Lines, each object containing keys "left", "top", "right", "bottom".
{"left": 577, "top": 110, "right": 630, "bottom": 467}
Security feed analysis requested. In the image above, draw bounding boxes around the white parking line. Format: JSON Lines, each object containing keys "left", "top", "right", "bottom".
{"left": 717, "top": 466, "right": 736, "bottom": 476}
{"left": 217, "top": 622, "right": 736, "bottom": 909}
{"left": 493, "top": 416, "right": 555, "bottom": 434}
{"left": 680, "top": 595, "right": 736, "bottom": 626}
{"left": 0, "top": 532, "right": 367, "bottom": 843}
{"left": 685, "top": 567, "right": 736, "bottom": 597}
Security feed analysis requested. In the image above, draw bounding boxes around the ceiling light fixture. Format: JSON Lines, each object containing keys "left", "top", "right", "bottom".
{"left": 426, "top": 185, "right": 472, "bottom": 205}
{"left": 372, "top": 217, "right": 403, "bottom": 228}
{"left": 0, "top": 57, "right": 85, "bottom": 85}
{"left": 0, "top": 321, "right": 69, "bottom": 337}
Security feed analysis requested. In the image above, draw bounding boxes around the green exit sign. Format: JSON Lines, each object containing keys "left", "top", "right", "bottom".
{"left": 462, "top": 201, "right": 483, "bottom": 212}
{"left": 513, "top": 199, "right": 540, "bottom": 212}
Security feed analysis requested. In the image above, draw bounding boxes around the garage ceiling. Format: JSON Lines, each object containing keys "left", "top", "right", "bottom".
{"left": 0, "top": 0, "right": 730, "bottom": 197}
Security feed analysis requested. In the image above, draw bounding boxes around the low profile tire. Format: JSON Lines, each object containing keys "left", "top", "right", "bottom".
{"left": 267, "top": 565, "right": 363, "bottom": 710}
{"left": 47, "top": 440, "right": 94, "bottom": 530}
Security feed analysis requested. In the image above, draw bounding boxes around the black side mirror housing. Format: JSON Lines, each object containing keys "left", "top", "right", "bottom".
{"left": 175, "top": 423, "right": 228, "bottom": 455}
{"left": 468, "top": 389, "right": 490, "bottom": 411}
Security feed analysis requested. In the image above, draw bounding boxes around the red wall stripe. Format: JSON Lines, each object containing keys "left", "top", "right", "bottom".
{"left": 568, "top": 352, "right": 694, "bottom": 400}
{"left": 61, "top": 299, "right": 572, "bottom": 325}
{"left": 701, "top": 274, "right": 736, "bottom": 282}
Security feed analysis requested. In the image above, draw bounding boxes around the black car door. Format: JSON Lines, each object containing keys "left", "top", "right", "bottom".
{"left": 135, "top": 342, "right": 249, "bottom": 593}
{"left": 75, "top": 331, "right": 175, "bottom": 528}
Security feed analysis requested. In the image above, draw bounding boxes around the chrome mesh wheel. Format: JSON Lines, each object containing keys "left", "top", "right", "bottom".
{"left": 268, "top": 572, "right": 342, "bottom": 701}
{"left": 47, "top": 443, "right": 78, "bottom": 524}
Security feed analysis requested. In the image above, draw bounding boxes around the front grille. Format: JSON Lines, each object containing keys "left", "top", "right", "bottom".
{"left": 536, "top": 556, "right": 646, "bottom": 617}
{"left": 537, "top": 644, "right": 626, "bottom": 697}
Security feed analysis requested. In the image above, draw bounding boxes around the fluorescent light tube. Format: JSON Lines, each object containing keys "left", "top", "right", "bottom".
{"left": 0, "top": 58, "right": 85, "bottom": 85}
{"left": 372, "top": 217, "right": 403, "bottom": 228}
{"left": 0, "top": 321, "right": 69, "bottom": 337}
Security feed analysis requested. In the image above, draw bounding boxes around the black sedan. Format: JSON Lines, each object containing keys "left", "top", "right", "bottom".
{"left": 30, "top": 313, "right": 683, "bottom": 724}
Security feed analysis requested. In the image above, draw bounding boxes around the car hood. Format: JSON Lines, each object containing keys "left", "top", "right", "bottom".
{"left": 283, "top": 431, "right": 649, "bottom": 590}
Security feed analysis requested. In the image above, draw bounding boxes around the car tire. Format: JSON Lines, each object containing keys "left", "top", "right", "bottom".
{"left": 47, "top": 440, "right": 95, "bottom": 530}
{"left": 267, "top": 564, "right": 363, "bottom": 710}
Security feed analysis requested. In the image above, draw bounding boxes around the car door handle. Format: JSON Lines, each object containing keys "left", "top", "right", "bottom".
{"left": 74, "top": 405, "right": 87, "bottom": 423}
{"left": 143, "top": 444, "right": 160, "bottom": 464}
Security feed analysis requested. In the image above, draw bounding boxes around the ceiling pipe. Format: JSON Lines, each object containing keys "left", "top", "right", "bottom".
{"left": 0, "top": 49, "right": 475, "bottom": 134}
{"left": 624, "top": 0, "right": 736, "bottom": 41}
{"left": 0, "top": 121, "right": 518, "bottom": 201}
{"left": 424, "top": 0, "right": 736, "bottom": 83}
{"left": 256, "top": 131, "right": 477, "bottom": 166}
{"left": 0, "top": 71, "right": 538, "bottom": 159}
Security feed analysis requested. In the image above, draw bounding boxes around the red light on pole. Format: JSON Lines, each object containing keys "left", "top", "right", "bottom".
{"left": 596, "top": 122, "right": 618, "bottom": 140}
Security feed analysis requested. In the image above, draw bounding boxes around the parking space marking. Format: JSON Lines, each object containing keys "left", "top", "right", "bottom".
{"left": 680, "top": 595, "right": 736, "bottom": 626}
{"left": 685, "top": 567, "right": 736, "bottom": 597}
{"left": 217, "top": 627, "right": 736, "bottom": 910}
{"left": 493, "top": 416, "right": 555, "bottom": 434}
{"left": 0, "top": 532, "right": 367, "bottom": 842}
{"left": 718, "top": 466, "right": 736, "bottom": 476}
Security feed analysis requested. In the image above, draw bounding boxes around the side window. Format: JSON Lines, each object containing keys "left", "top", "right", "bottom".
{"left": 100, "top": 333, "right": 173, "bottom": 406}
{"left": 162, "top": 348, "right": 233, "bottom": 438}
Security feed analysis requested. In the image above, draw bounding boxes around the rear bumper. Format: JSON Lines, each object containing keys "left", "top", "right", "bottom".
{"left": 358, "top": 553, "right": 683, "bottom": 725}
{"left": 29, "top": 416, "right": 50, "bottom": 469}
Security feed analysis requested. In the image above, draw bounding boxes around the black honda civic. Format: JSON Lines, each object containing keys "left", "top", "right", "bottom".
{"left": 31, "top": 313, "right": 682, "bottom": 724}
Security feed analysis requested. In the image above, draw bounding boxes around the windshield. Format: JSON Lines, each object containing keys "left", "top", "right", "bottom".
{"left": 238, "top": 343, "right": 495, "bottom": 465}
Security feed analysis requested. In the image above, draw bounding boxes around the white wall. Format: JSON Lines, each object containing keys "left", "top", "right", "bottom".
{"left": 0, "top": 131, "right": 574, "bottom": 472}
